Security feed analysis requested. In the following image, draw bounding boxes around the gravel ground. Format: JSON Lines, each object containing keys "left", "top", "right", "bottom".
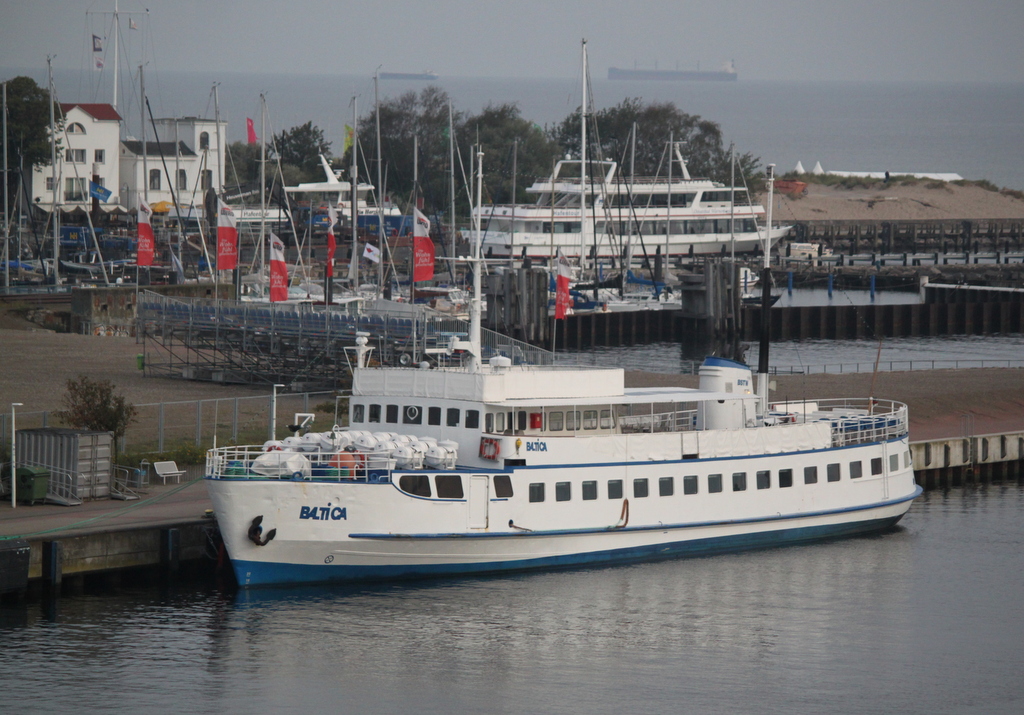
{"left": 1, "top": 327, "right": 1021, "bottom": 442}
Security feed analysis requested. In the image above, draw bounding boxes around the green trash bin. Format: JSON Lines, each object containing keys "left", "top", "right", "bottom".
{"left": 16, "top": 466, "right": 50, "bottom": 506}
{"left": 136, "top": 354, "right": 145, "bottom": 370}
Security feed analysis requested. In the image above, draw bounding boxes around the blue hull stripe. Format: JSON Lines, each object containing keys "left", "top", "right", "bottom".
{"left": 232, "top": 512, "right": 908, "bottom": 588}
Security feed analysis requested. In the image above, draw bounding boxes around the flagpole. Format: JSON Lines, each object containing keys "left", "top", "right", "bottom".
{"left": 348, "top": 97, "right": 359, "bottom": 290}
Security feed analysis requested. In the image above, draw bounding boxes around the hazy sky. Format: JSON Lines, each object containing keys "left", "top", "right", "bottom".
{"left": 1, "top": 0, "right": 1022, "bottom": 82}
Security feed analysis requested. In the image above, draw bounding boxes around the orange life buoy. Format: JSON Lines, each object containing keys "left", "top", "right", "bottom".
{"left": 479, "top": 437, "right": 500, "bottom": 461}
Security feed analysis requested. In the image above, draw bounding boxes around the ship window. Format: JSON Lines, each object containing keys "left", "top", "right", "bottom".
{"left": 435, "top": 474, "right": 463, "bottom": 499}
{"left": 428, "top": 406, "right": 441, "bottom": 425}
{"left": 555, "top": 482, "right": 571, "bottom": 502}
{"left": 566, "top": 411, "right": 581, "bottom": 431}
{"left": 398, "top": 474, "right": 431, "bottom": 498}
{"left": 708, "top": 474, "right": 723, "bottom": 493}
{"left": 871, "top": 457, "right": 883, "bottom": 475}
{"left": 850, "top": 461, "right": 863, "bottom": 479}
{"left": 633, "top": 478, "right": 649, "bottom": 498}
{"left": 683, "top": 475, "right": 698, "bottom": 494}
{"left": 548, "top": 411, "right": 564, "bottom": 431}
{"left": 804, "top": 466, "right": 818, "bottom": 484}
{"left": 600, "top": 409, "right": 613, "bottom": 429}
{"left": 582, "top": 480, "right": 597, "bottom": 500}
{"left": 368, "top": 404, "right": 381, "bottom": 423}
{"left": 756, "top": 470, "right": 771, "bottom": 490}
{"left": 386, "top": 404, "right": 399, "bottom": 423}
{"left": 659, "top": 476, "right": 674, "bottom": 496}
{"left": 493, "top": 474, "right": 513, "bottom": 498}
{"left": 485, "top": 413, "right": 494, "bottom": 432}
{"left": 889, "top": 454, "right": 899, "bottom": 472}
{"left": 495, "top": 412, "right": 505, "bottom": 432}
{"left": 402, "top": 405, "right": 422, "bottom": 424}
{"left": 827, "top": 463, "right": 841, "bottom": 482}
{"left": 905, "top": 451, "right": 912, "bottom": 468}
{"left": 732, "top": 472, "right": 747, "bottom": 491}
{"left": 583, "top": 410, "right": 598, "bottom": 430}
{"left": 466, "top": 410, "right": 480, "bottom": 429}
{"left": 515, "top": 411, "right": 526, "bottom": 432}
{"left": 779, "top": 469, "right": 793, "bottom": 488}
{"left": 446, "top": 408, "right": 460, "bottom": 427}
{"left": 352, "top": 404, "right": 365, "bottom": 423}
{"left": 529, "top": 483, "right": 545, "bottom": 502}
{"left": 608, "top": 479, "right": 623, "bottom": 499}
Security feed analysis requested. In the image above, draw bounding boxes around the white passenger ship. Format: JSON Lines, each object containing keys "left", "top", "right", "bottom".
{"left": 475, "top": 156, "right": 790, "bottom": 261}
{"left": 205, "top": 150, "right": 919, "bottom": 588}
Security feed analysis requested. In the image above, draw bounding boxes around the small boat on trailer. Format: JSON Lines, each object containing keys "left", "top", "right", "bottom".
{"left": 204, "top": 153, "right": 920, "bottom": 589}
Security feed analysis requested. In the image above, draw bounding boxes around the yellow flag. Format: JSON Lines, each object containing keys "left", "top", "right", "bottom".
{"left": 344, "top": 125, "right": 354, "bottom": 154}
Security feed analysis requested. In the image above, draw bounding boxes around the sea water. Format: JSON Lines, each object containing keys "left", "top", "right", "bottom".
{"left": 2, "top": 486, "right": 1023, "bottom": 714}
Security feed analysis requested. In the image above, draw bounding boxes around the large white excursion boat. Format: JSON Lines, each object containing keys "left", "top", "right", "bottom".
{"left": 205, "top": 154, "right": 920, "bottom": 587}
{"left": 475, "top": 155, "right": 790, "bottom": 261}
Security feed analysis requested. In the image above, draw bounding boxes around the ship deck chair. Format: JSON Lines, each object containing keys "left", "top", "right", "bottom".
{"left": 153, "top": 461, "right": 186, "bottom": 485}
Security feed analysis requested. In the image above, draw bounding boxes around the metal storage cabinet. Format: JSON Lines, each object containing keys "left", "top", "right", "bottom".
{"left": 15, "top": 428, "right": 113, "bottom": 502}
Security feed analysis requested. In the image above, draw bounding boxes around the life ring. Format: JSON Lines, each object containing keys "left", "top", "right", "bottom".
{"left": 479, "top": 437, "right": 500, "bottom": 461}
{"left": 398, "top": 352, "right": 413, "bottom": 366}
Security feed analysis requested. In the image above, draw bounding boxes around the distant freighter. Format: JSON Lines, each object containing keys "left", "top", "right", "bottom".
{"left": 608, "top": 62, "right": 737, "bottom": 82}
{"left": 380, "top": 71, "right": 439, "bottom": 80}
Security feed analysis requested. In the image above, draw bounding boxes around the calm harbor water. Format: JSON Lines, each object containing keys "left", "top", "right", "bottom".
{"left": 2, "top": 485, "right": 1023, "bottom": 714}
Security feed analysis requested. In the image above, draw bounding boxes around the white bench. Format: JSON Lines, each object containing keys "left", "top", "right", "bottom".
{"left": 153, "top": 461, "right": 186, "bottom": 485}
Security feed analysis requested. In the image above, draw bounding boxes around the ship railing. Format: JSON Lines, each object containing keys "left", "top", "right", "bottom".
{"left": 768, "top": 398, "right": 909, "bottom": 446}
{"left": 205, "top": 445, "right": 395, "bottom": 483}
{"left": 619, "top": 408, "right": 697, "bottom": 434}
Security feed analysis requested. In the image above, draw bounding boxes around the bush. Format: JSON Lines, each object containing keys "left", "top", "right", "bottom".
{"left": 56, "top": 375, "right": 137, "bottom": 443}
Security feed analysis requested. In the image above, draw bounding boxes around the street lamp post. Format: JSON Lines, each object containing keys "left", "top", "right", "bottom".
{"left": 10, "top": 402, "right": 22, "bottom": 509}
{"left": 270, "top": 384, "right": 284, "bottom": 441}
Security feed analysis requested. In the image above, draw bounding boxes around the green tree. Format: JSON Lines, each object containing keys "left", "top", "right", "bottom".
{"left": 3, "top": 76, "right": 61, "bottom": 204}
{"left": 224, "top": 140, "right": 261, "bottom": 190}
{"left": 56, "top": 375, "right": 137, "bottom": 445}
{"left": 550, "top": 98, "right": 761, "bottom": 189}
{"left": 272, "top": 121, "right": 331, "bottom": 182}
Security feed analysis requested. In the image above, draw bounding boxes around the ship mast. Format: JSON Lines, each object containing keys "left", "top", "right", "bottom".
{"left": 469, "top": 149, "right": 484, "bottom": 373}
{"left": 580, "top": 39, "right": 587, "bottom": 266}
{"left": 757, "top": 164, "right": 775, "bottom": 415}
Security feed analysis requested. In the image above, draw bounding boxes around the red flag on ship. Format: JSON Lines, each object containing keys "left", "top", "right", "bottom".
{"left": 246, "top": 118, "right": 258, "bottom": 144}
{"left": 136, "top": 201, "right": 154, "bottom": 266}
{"left": 269, "top": 233, "right": 289, "bottom": 302}
{"left": 554, "top": 249, "right": 572, "bottom": 319}
{"left": 412, "top": 207, "right": 434, "bottom": 282}
{"left": 216, "top": 200, "right": 238, "bottom": 270}
{"left": 326, "top": 206, "right": 337, "bottom": 278}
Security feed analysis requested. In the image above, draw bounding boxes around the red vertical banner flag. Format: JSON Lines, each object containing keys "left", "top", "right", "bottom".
{"left": 136, "top": 200, "right": 154, "bottom": 266}
{"left": 269, "top": 233, "right": 289, "bottom": 302}
{"left": 326, "top": 206, "right": 337, "bottom": 278}
{"left": 216, "top": 200, "right": 238, "bottom": 270}
{"left": 412, "top": 207, "right": 434, "bottom": 282}
{"left": 246, "top": 118, "right": 258, "bottom": 144}
{"left": 554, "top": 249, "right": 572, "bottom": 319}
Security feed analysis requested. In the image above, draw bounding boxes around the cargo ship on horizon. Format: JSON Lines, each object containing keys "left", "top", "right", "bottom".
{"left": 608, "top": 60, "right": 737, "bottom": 82}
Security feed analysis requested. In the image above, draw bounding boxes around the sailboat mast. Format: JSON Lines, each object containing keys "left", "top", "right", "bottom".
{"left": 259, "top": 94, "right": 266, "bottom": 272}
{"left": 112, "top": 0, "right": 119, "bottom": 111}
{"left": 375, "top": 71, "right": 384, "bottom": 297}
{"left": 469, "top": 149, "right": 483, "bottom": 373}
{"left": 580, "top": 39, "right": 587, "bottom": 266}
{"left": 48, "top": 57, "right": 59, "bottom": 285}
{"left": 757, "top": 163, "right": 775, "bottom": 414}
{"left": 348, "top": 97, "right": 359, "bottom": 288}
{"left": 3, "top": 81, "right": 9, "bottom": 289}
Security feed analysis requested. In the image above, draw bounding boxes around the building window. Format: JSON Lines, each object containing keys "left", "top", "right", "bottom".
{"left": 779, "top": 468, "right": 793, "bottom": 488}
{"left": 65, "top": 148, "right": 86, "bottom": 163}
{"left": 555, "top": 482, "right": 571, "bottom": 502}
{"left": 398, "top": 474, "right": 430, "bottom": 497}
{"left": 64, "top": 177, "right": 86, "bottom": 202}
{"left": 850, "top": 460, "right": 863, "bottom": 479}
{"left": 493, "top": 475, "right": 513, "bottom": 498}
{"left": 352, "top": 404, "right": 365, "bottom": 423}
{"left": 446, "top": 408, "right": 460, "bottom": 427}
{"left": 428, "top": 406, "right": 441, "bottom": 426}
{"left": 368, "top": 404, "right": 381, "bottom": 423}
{"left": 529, "top": 483, "right": 545, "bottom": 503}
{"left": 733, "top": 472, "right": 747, "bottom": 491}
{"left": 608, "top": 479, "right": 623, "bottom": 499}
{"left": 633, "top": 478, "right": 649, "bottom": 498}
{"left": 466, "top": 410, "right": 480, "bottom": 429}
{"left": 683, "top": 475, "right": 698, "bottom": 495}
{"left": 177, "top": 169, "right": 187, "bottom": 191}
{"left": 67, "top": 122, "right": 86, "bottom": 134}
{"left": 200, "top": 131, "right": 210, "bottom": 150}
{"left": 385, "top": 405, "right": 398, "bottom": 423}
{"left": 804, "top": 466, "right": 818, "bottom": 484}
{"left": 94, "top": 149, "right": 105, "bottom": 164}
{"left": 45, "top": 176, "right": 55, "bottom": 191}
{"left": 827, "top": 463, "right": 841, "bottom": 482}
{"left": 149, "top": 168, "right": 161, "bottom": 191}
{"left": 435, "top": 475, "right": 463, "bottom": 499}
{"left": 708, "top": 474, "right": 723, "bottom": 493}
{"left": 582, "top": 480, "right": 597, "bottom": 500}
{"left": 871, "top": 457, "right": 883, "bottom": 475}
{"left": 659, "top": 476, "right": 674, "bottom": 496}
